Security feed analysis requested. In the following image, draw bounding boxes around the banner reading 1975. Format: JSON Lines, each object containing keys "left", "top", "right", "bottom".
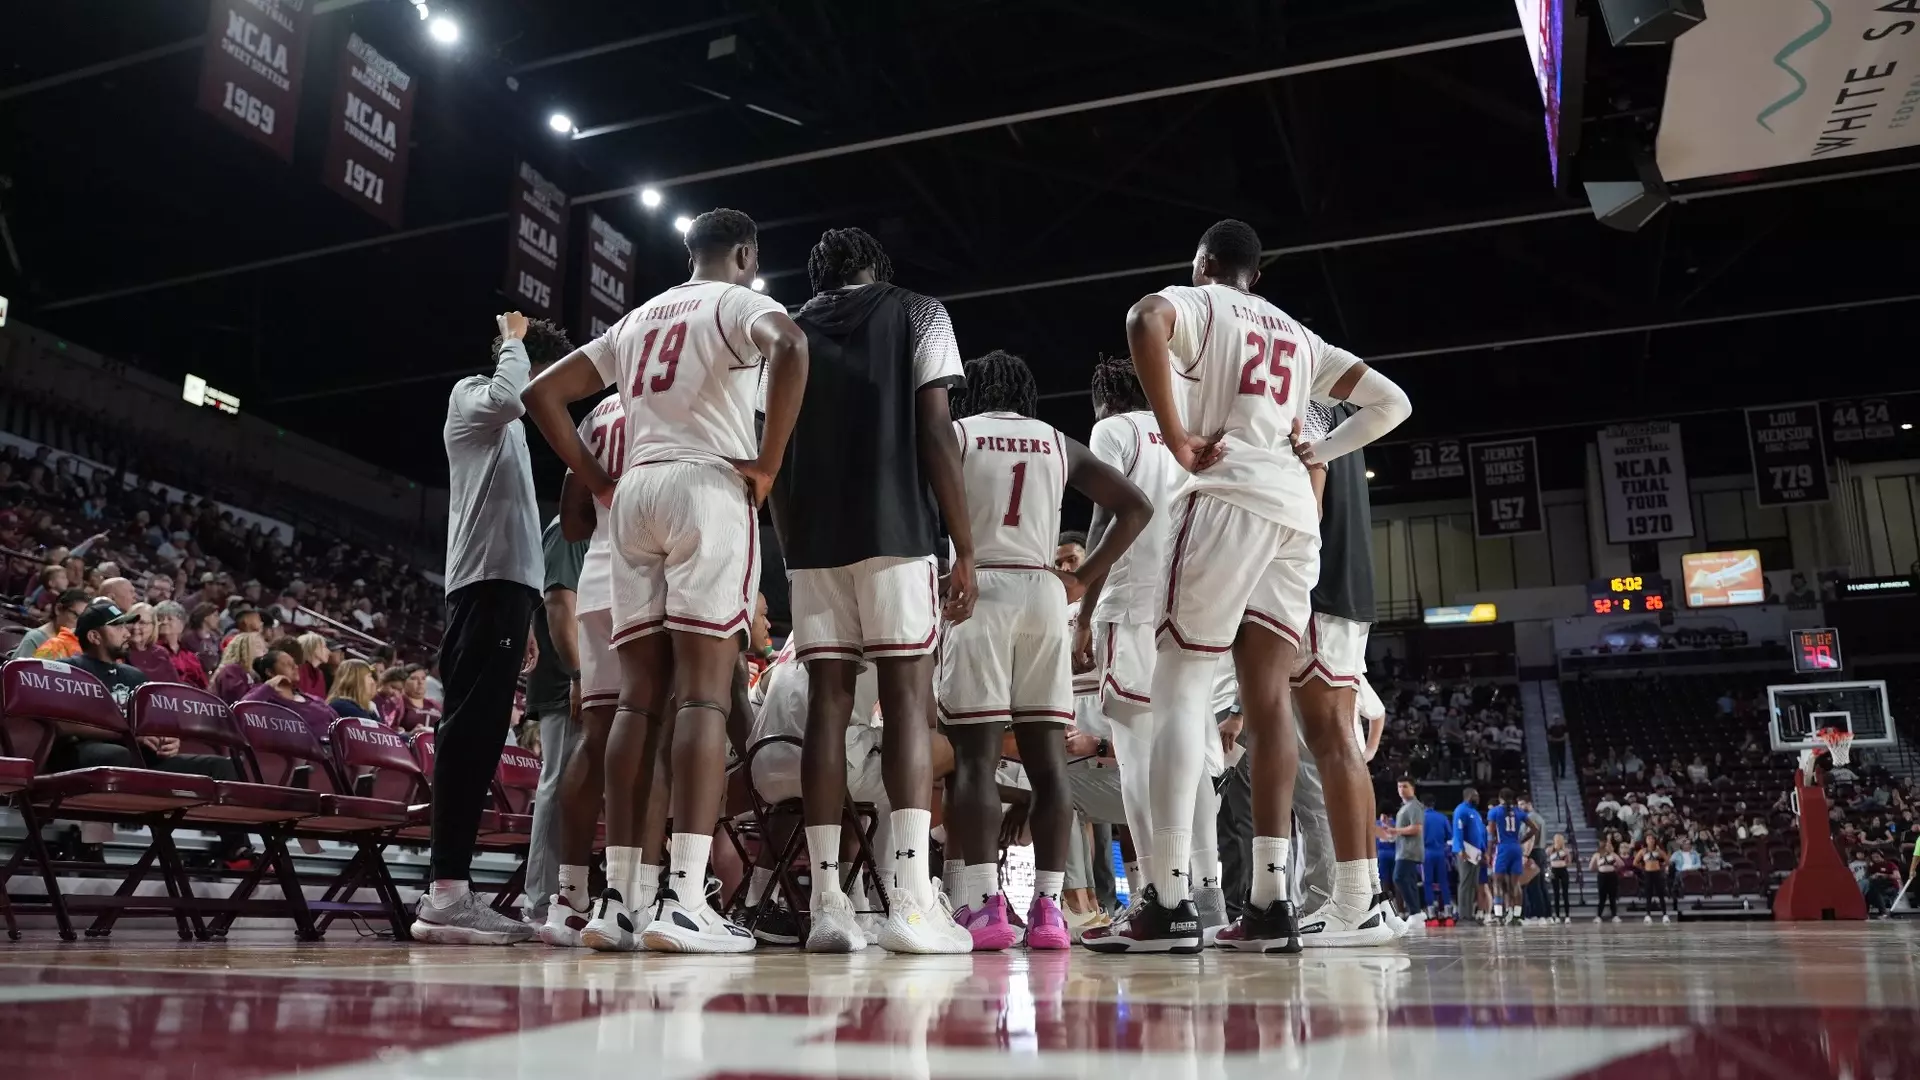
{"left": 196, "top": 0, "right": 313, "bottom": 161}
{"left": 504, "top": 162, "right": 569, "bottom": 322}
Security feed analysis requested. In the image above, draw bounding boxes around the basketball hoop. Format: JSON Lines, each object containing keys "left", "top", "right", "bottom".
{"left": 1814, "top": 727, "right": 1854, "bottom": 767}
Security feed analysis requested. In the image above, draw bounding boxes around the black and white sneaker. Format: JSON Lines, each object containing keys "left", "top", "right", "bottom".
{"left": 1298, "top": 893, "right": 1396, "bottom": 948}
{"left": 751, "top": 903, "right": 804, "bottom": 946}
{"left": 1212, "top": 898, "right": 1301, "bottom": 953}
{"left": 642, "top": 888, "right": 756, "bottom": 954}
{"left": 581, "top": 888, "right": 644, "bottom": 952}
{"left": 1079, "top": 885, "right": 1203, "bottom": 954}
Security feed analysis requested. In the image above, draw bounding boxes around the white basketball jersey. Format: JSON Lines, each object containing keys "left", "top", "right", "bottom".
{"left": 582, "top": 278, "right": 786, "bottom": 470}
{"left": 1156, "top": 283, "right": 1359, "bottom": 536}
{"left": 1088, "top": 411, "right": 1183, "bottom": 625}
{"left": 952, "top": 412, "right": 1066, "bottom": 569}
{"left": 573, "top": 394, "right": 626, "bottom": 614}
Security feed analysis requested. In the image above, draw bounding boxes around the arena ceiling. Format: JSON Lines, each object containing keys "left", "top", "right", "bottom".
{"left": 4, "top": 0, "right": 1920, "bottom": 496}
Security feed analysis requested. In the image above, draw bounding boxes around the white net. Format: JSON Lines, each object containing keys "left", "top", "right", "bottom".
{"left": 1817, "top": 729, "right": 1854, "bottom": 767}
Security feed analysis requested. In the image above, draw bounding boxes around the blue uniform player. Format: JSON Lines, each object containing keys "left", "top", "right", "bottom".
{"left": 1484, "top": 787, "right": 1539, "bottom": 926}
{"left": 1451, "top": 787, "right": 1486, "bottom": 923}
{"left": 1421, "top": 805, "right": 1453, "bottom": 922}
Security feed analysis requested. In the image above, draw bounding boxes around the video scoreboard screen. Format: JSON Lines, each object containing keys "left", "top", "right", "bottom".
{"left": 1588, "top": 574, "right": 1668, "bottom": 616}
{"left": 1791, "top": 628, "right": 1842, "bottom": 674}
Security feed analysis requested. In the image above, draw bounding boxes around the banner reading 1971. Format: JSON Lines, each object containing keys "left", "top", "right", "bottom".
{"left": 1745, "top": 402, "right": 1830, "bottom": 507}
{"left": 504, "top": 162, "right": 568, "bottom": 322}
{"left": 321, "top": 34, "right": 415, "bottom": 227}
{"left": 1468, "top": 437, "right": 1543, "bottom": 539}
{"left": 196, "top": 0, "right": 312, "bottom": 161}
{"left": 579, "top": 213, "right": 635, "bottom": 341}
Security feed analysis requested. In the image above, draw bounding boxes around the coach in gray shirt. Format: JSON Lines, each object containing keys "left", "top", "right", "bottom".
{"left": 414, "top": 310, "right": 574, "bottom": 946}
{"left": 1389, "top": 778, "right": 1425, "bottom": 920}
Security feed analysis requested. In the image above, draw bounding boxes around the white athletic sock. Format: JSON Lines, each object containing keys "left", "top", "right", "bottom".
{"left": 1034, "top": 870, "right": 1065, "bottom": 904}
{"left": 745, "top": 866, "right": 775, "bottom": 907}
{"left": 1251, "top": 836, "right": 1291, "bottom": 908}
{"left": 943, "top": 859, "right": 966, "bottom": 908}
{"left": 605, "top": 846, "right": 641, "bottom": 900}
{"left": 1152, "top": 827, "right": 1192, "bottom": 905}
{"left": 1334, "top": 859, "right": 1372, "bottom": 909}
{"left": 806, "top": 824, "right": 844, "bottom": 896}
{"left": 1492, "top": 901, "right": 1505, "bottom": 918}
{"left": 1124, "top": 861, "right": 1143, "bottom": 896}
{"left": 1192, "top": 848, "right": 1222, "bottom": 891}
{"left": 556, "top": 864, "right": 590, "bottom": 911}
{"left": 633, "top": 864, "right": 663, "bottom": 912}
{"left": 428, "top": 879, "right": 469, "bottom": 904}
{"left": 667, "top": 833, "right": 711, "bottom": 905}
{"left": 963, "top": 863, "right": 999, "bottom": 907}
{"left": 891, "top": 808, "right": 934, "bottom": 906}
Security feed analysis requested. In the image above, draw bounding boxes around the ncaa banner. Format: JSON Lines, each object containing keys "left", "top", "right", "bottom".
{"left": 196, "top": 0, "right": 313, "bottom": 161}
{"left": 1745, "top": 403, "right": 1831, "bottom": 507}
{"left": 504, "top": 161, "right": 569, "bottom": 322}
{"left": 1657, "top": 0, "right": 1920, "bottom": 181}
{"left": 1596, "top": 421, "right": 1696, "bottom": 544}
{"left": 1468, "top": 437, "right": 1544, "bottom": 539}
{"left": 321, "top": 34, "right": 415, "bottom": 227}
{"left": 579, "top": 213, "right": 635, "bottom": 342}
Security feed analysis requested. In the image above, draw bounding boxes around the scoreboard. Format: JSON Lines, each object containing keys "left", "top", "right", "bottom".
{"left": 1790, "top": 628, "right": 1842, "bottom": 674}
{"left": 1588, "top": 574, "right": 1669, "bottom": 616}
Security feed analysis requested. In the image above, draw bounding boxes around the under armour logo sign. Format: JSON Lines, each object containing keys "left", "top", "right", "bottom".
{"left": 894, "top": 849, "right": 916, "bottom": 860}
{"left": 818, "top": 861, "right": 837, "bottom": 871}
{"left": 671, "top": 870, "right": 687, "bottom": 879}
{"left": 499, "top": 638, "right": 514, "bottom": 648}
{"left": 1170, "top": 868, "right": 1185, "bottom": 879}
{"left": 1266, "top": 863, "right": 1283, "bottom": 874}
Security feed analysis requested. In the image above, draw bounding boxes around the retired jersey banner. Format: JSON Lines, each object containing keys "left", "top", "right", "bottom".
{"left": 321, "top": 34, "right": 414, "bottom": 227}
{"left": 579, "top": 213, "right": 635, "bottom": 341}
{"left": 197, "top": 0, "right": 312, "bottom": 161}
{"left": 1596, "top": 421, "right": 1696, "bottom": 544}
{"left": 1656, "top": 0, "right": 1920, "bottom": 181}
{"left": 504, "top": 161, "right": 568, "bottom": 322}
{"left": 1746, "top": 403, "right": 1830, "bottom": 507}
{"left": 1468, "top": 437, "right": 1544, "bottom": 539}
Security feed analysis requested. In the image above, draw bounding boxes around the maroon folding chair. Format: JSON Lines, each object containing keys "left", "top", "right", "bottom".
{"left": 477, "top": 746, "right": 540, "bottom": 914}
{"left": 319, "top": 716, "right": 432, "bottom": 938}
{"left": 131, "top": 685, "right": 322, "bottom": 940}
{"left": 0, "top": 755, "right": 44, "bottom": 940}
{"left": 0, "top": 658, "right": 214, "bottom": 941}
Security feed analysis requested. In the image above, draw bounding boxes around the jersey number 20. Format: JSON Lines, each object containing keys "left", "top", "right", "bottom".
{"left": 1237, "top": 331, "right": 1295, "bottom": 404}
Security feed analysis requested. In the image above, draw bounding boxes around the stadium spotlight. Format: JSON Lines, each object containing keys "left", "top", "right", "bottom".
{"left": 1365, "top": 469, "right": 1376, "bottom": 479}
{"left": 1905, "top": 424, "right": 1915, "bottom": 431}
{"left": 410, "top": 1, "right": 431, "bottom": 20}
{"left": 428, "top": 16, "right": 459, "bottom": 44}
{"left": 548, "top": 112, "right": 575, "bottom": 134}
{"left": 751, "top": 277, "right": 766, "bottom": 292}
{"left": 673, "top": 215, "right": 693, "bottom": 234}
{"left": 640, "top": 187, "right": 663, "bottom": 209}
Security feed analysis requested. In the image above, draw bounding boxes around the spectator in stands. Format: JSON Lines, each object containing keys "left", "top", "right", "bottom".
{"left": 240, "top": 645, "right": 339, "bottom": 742}
{"left": 180, "top": 602, "right": 222, "bottom": 674}
{"left": 1499, "top": 717, "right": 1525, "bottom": 773}
{"left": 1646, "top": 786, "right": 1674, "bottom": 811}
{"left": 294, "top": 631, "right": 331, "bottom": 699}
{"left": 1595, "top": 790, "right": 1622, "bottom": 826}
{"left": 1622, "top": 747, "right": 1644, "bottom": 779}
{"left": 150, "top": 601, "right": 208, "bottom": 689}
{"left": 1747, "top": 816, "right": 1770, "bottom": 839}
{"left": 1650, "top": 763, "right": 1676, "bottom": 792}
{"left": 397, "top": 664, "right": 442, "bottom": 731}
{"left": 144, "top": 573, "right": 174, "bottom": 605}
{"left": 1716, "top": 689, "right": 1735, "bottom": 716}
{"left": 1599, "top": 748, "right": 1623, "bottom": 781}
{"left": 99, "top": 576, "right": 136, "bottom": 613}
{"left": 1701, "top": 843, "right": 1725, "bottom": 872}
{"left": 373, "top": 667, "right": 408, "bottom": 726}
{"left": 327, "top": 659, "right": 382, "bottom": 722}
{"left": 211, "top": 631, "right": 264, "bottom": 703}
{"left": 1545, "top": 715, "right": 1568, "bottom": 779}
{"left": 122, "top": 603, "right": 174, "bottom": 684}
{"left": 27, "top": 563, "right": 69, "bottom": 616}
{"left": 1686, "top": 753, "right": 1710, "bottom": 785}
{"left": 13, "top": 588, "right": 89, "bottom": 660}
{"left": 1671, "top": 837, "right": 1702, "bottom": 872}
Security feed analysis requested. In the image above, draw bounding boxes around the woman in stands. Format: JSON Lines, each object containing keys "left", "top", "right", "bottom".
{"left": 373, "top": 667, "right": 408, "bottom": 726}
{"left": 151, "top": 601, "right": 209, "bottom": 689}
{"left": 123, "top": 603, "right": 176, "bottom": 684}
{"left": 211, "top": 632, "right": 265, "bottom": 703}
{"left": 241, "top": 645, "right": 340, "bottom": 742}
{"left": 181, "top": 602, "right": 223, "bottom": 676}
{"left": 398, "top": 664, "right": 441, "bottom": 730}
{"left": 295, "top": 631, "right": 332, "bottom": 699}
{"left": 1588, "top": 838, "right": 1623, "bottom": 922}
{"left": 327, "top": 659, "right": 382, "bottom": 722}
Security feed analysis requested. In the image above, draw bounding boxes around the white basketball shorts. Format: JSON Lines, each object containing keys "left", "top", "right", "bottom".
{"left": 937, "top": 568, "right": 1072, "bottom": 725}
{"left": 789, "top": 555, "right": 939, "bottom": 664}
{"left": 1095, "top": 620, "right": 1155, "bottom": 711}
{"left": 1290, "top": 614, "right": 1370, "bottom": 688}
{"left": 608, "top": 460, "right": 757, "bottom": 645}
{"left": 576, "top": 607, "right": 619, "bottom": 710}
{"left": 1158, "top": 493, "right": 1320, "bottom": 654}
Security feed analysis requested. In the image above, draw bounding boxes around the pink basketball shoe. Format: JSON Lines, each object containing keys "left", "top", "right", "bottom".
{"left": 958, "top": 893, "right": 1020, "bottom": 951}
{"left": 1024, "top": 895, "right": 1071, "bottom": 950}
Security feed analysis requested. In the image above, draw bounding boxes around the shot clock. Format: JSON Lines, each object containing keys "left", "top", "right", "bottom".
{"left": 1587, "top": 574, "right": 1669, "bottom": 615}
{"left": 1790, "top": 628, "right": 1842, "bottom": 674}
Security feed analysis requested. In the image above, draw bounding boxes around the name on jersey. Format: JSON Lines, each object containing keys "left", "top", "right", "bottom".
{"left": 642, "top": 298, "right": 704, "bottom": 322}
{"left": 1230, "top": 304, "right": 1300, "bottom": 337}
{"left": 973, "top": 435, "right": 1054, "bottom": 455}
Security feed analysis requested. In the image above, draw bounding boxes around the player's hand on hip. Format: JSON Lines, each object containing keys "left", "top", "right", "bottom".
{"left": 1171, "top": 432, "right": 1225, "bottom": 474}
{"left": 943, "top": 554, "right": 977, "bottom": 624}
{"left": 727, "top": 458, "right": 776, "bottom": 507}
{"left": 1289, "top": 418, "right": 1324, "bottom": 469}
{"left": 1051, "top": 568, "right": 1087, "bottom": 605}
{"left": 498, "top": 311, "right": 530, "bottom": 340}
{"left": 1071, "top": 619, "right": 1094, "bottom": 675}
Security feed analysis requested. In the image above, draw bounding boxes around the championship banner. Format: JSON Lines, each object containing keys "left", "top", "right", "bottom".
{"left": 505, "top": 162, "right": 568, "bottom": 322}
{"left": 1745, "top": 403, "right": 1830, "bottom": 507}
{"left": 321, "top": 34, "right": 415, "bottom": 227}
{"left": 1468, "top": 437, "right": 1544, "bottom": 538}
{"left": 579, "top": 213, "right": 635, "bottom": 341}
{"left": 196, "top": 0, "right": 312, "bottom": 161}
{"left": 1656, "top": 0, "right": 1920, "bottom": 181}
{"left": 1596, "top": 421, "right": 1695, "bottom": 544}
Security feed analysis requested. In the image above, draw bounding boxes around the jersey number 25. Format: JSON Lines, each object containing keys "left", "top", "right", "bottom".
{"left": 1237, "top": 331, "right": 1295, "bottom": 405}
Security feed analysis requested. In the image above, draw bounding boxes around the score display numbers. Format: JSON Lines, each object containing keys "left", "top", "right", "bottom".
{"left": 1791, "top": 628, "right": 1843, "bottom": 674}
{"left": 1588, "top": 574, "right": 1669, "bottom": 616}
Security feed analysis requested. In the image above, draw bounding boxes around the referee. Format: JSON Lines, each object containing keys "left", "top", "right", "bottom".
{"left": 414, "top": 310, "right": 572, "bottom": 945}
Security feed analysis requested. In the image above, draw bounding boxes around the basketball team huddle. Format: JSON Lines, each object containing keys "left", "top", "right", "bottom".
{"left": 485, "top": 208, "right": 1410, "bottom": 956}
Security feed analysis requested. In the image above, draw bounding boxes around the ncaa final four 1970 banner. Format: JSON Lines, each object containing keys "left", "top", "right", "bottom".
{"left": 197, "top": 0, "right": 313, "bottom": 161}
{"left": 504, "top": 162, "right": 568, "bottom": 323}
{"left": 1596, "top": 421, "right": 1696, "bottom": 544}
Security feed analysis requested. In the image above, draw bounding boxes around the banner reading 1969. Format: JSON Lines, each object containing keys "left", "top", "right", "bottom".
{"left": 1468, "top": 437, "right": 1543, "bottom": 539}
{"left": 504, "top": 162, "right": 568, "bottom": 322}
{"left": 321, "top": 34, "right": 415, "bottom": 228}
{"left": 196, "top": 0, "right": 312, "bottom": 161}
{"left": 1745, "top": 402, "right": 1830, "bottom": 507}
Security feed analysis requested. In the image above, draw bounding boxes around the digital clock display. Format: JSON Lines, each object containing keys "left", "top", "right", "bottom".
{"left": 1791, "top": 628, "right": 1842, "bottom": 674}
{"left": 1588, "top": 574, "right": 1669, "bottom": 615}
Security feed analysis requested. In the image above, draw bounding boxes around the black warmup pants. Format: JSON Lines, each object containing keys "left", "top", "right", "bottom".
{"left": 1217, "top": 754, "right": 1255, "bottom": 919}
{"left": 431, "top": 579, "right": 539, "bottom": 881}
{"left": 1641, "top": 871, "right": 1668, "bottom": 915}
{"left": 1549, "top": 741, "right": 1567, "bottom": 778}
{"left": 1596, "top": 874, "right": 1619, "bottom": 918}
{"left": 1550, "top": 866, "right": 1571, "bottom": 917}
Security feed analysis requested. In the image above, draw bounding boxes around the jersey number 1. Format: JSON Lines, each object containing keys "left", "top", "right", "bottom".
{"left": 629, "top": 320, "right": 686, "bottom": 398}
{"left": 1237, "top": 331, "right": 1295, "bottom": 404}
{"left": 1002, "top": 462, "right": 1027, "bottom": 527}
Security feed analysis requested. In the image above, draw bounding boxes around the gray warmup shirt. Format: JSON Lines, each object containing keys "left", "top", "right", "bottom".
{"left": 443, "top": 337, "right": 542, "bottom": 595}
{"left": 1396, "top": 798, "right": 1425, "bottom": 861}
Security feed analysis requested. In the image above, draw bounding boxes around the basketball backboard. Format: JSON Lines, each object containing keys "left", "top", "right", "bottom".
{"left": 1767, "top": 681, "right": 1896, "bottom": 751}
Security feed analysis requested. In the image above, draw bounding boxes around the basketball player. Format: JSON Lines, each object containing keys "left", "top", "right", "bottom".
{"left": 1486, "top": 788, "right": 1538, "bottom": 926}
{"left": 770, "top": 227, "right": 974, "bottom": 954}
{"left": 1119, "top": 219, "right": 1410, "bottom": 954}
{"left": 940, "top": 350, "right": 1151, "bottom": 950}
{"left": 521, "top": 208, "right": 809, "bottom": 954}
{"left": 1073, "top": 354, "right": 1233, "bottom": 938}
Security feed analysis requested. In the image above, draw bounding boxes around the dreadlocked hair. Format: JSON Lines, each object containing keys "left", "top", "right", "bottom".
{"left": 807, "top": 227, "right": 894, "bottom": 293}
{"left": 494, "top": 318, "right": 574, "bottom": 366}
{"left": 959, "top": 350, "right": 1038, "bottom": 419}
{"left": 1089, "top": 352, "right": 1148, "bottom": 414}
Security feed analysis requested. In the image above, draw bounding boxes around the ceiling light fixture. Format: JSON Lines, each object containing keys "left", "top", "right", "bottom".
{"left": 673, "top": 216, "right": 693, "bottom": 234}
{"left": 640, "top": 187, "right": 662, "bottom": 209}
{"left": 751, "top": 278, "right": 766, "bottom": 292}
{"left": 428, "top": 16, "right": 459, "bottom": 44}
